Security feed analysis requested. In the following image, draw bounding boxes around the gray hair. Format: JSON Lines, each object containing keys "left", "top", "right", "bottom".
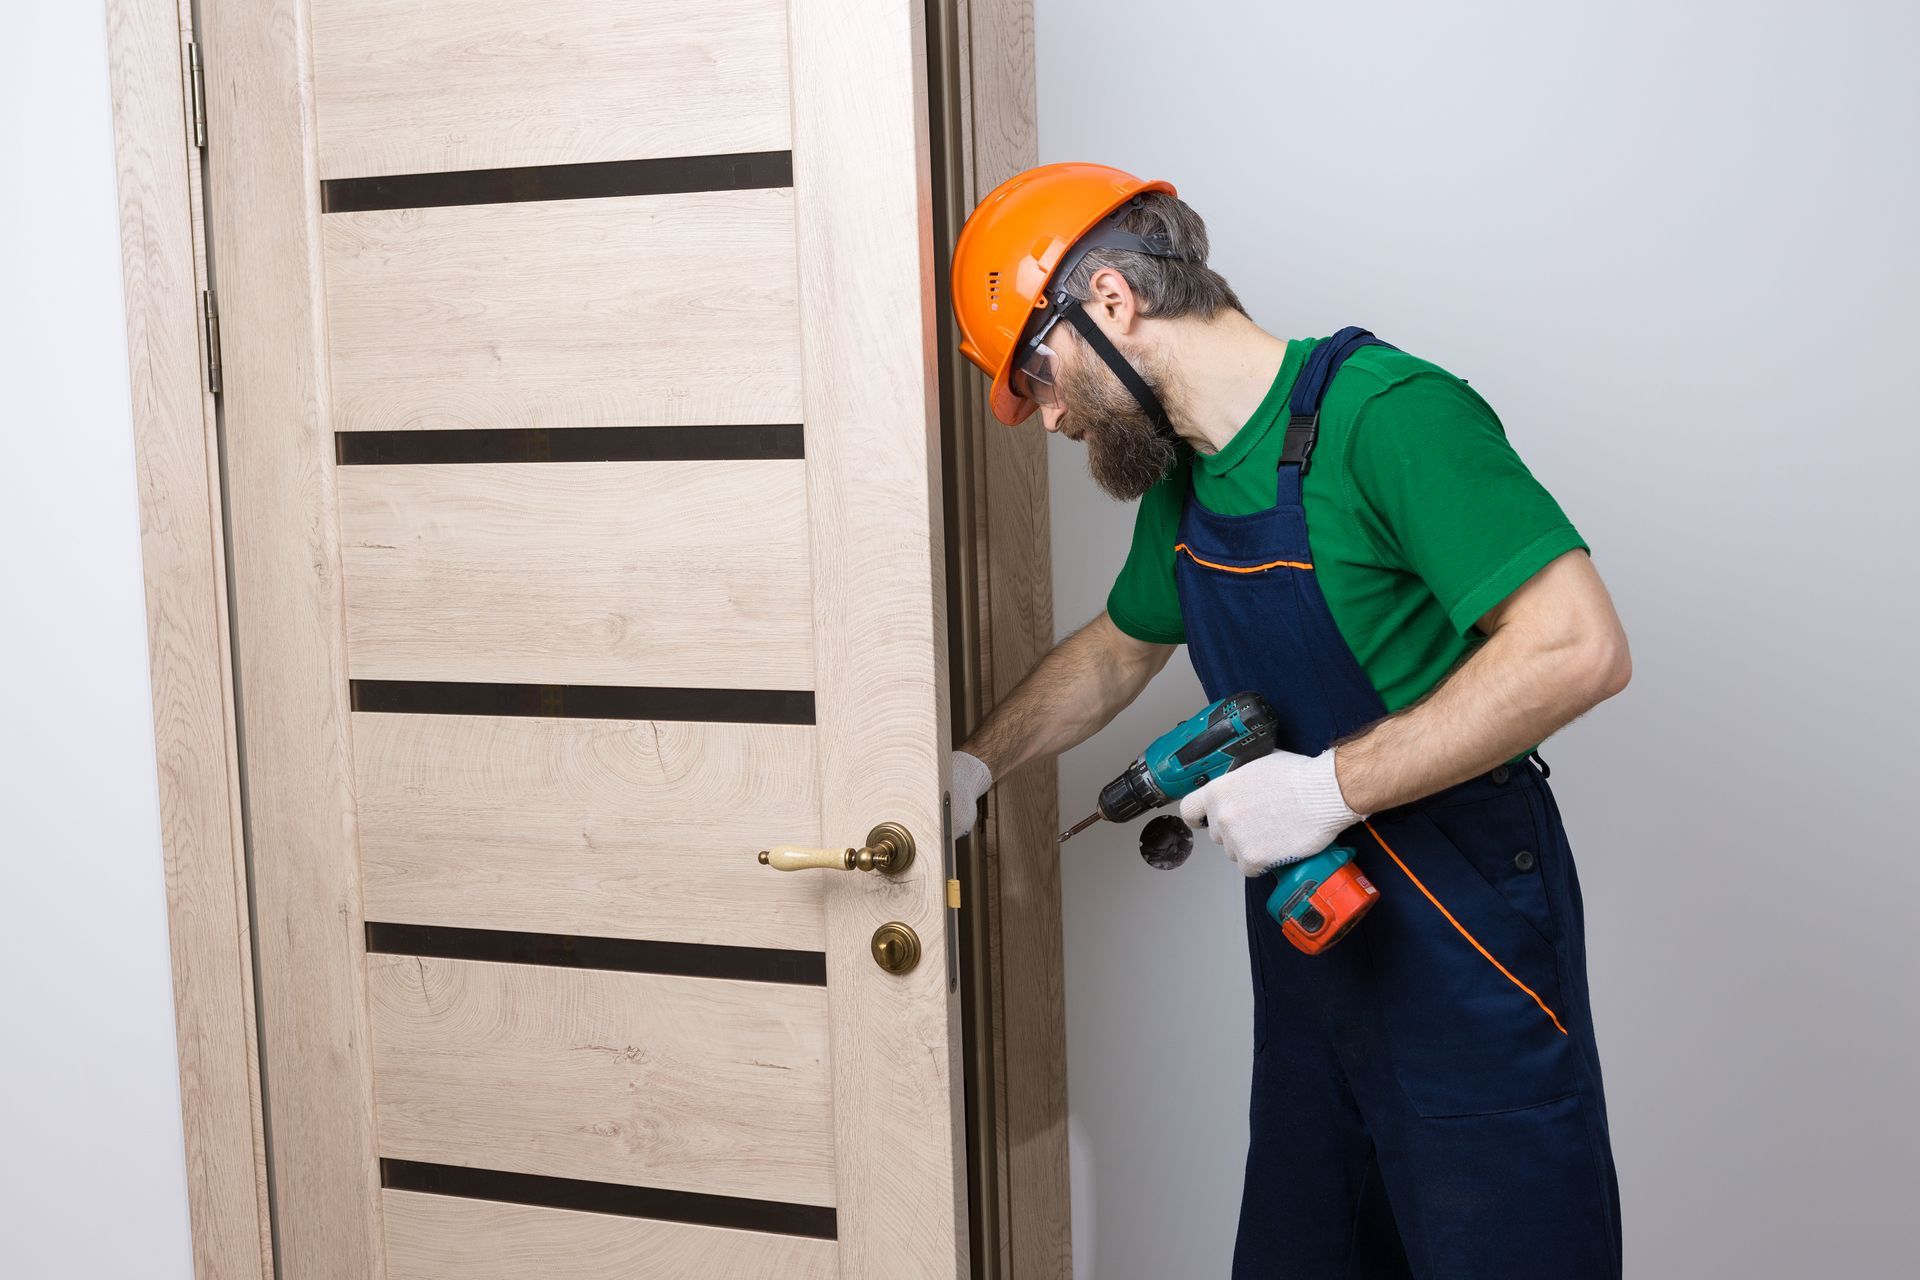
{"left": 1055, "top": 192, "right": 1245, "bottom": 321}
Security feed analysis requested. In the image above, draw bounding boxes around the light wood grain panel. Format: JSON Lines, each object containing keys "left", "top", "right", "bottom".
{"left": 790, "top": 0, "right": 969, "bottom": 1273}
{"left": 355, "top": 714, "right": 825, "bottom": 948}
{"left": 198, "top": 0, "right": 388, "bottom": 1274}
{"left": 382, "top": 1191, "right": 835, "bottom": 1280}
{"left": 107, "top": 0, "right": 273, "bottom": 1273}
{"left": 368, "top": 956, "right": 836, "bottom": 1205}
{"left": 321, "top": 189, "right": 801, "bottom": 431}
{"left": 311, "top": 0, "right": 790, "bottom": 180}
{"left": 338, "top": 460, "right": 813, "bottom": 688}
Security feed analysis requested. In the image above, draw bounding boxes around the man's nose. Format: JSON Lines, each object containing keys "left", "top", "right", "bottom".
{"left": 1040, "top": 403, "right": 1064, "bottom": 433}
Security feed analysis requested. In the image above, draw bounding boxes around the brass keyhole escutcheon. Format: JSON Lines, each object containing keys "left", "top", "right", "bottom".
{"left": 871, "top": 922, "right": 921, "bottom": 975}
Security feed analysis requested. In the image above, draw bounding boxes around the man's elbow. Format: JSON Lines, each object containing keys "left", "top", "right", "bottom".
{"left": 1572, "top": 624, "right": 1632, "bottom": 707}
{"left": 1092, "top": 611, "right": 1177, "bottom": 684}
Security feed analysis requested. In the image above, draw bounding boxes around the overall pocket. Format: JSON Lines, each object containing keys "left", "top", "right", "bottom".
{"left": 1360, "top": 806, "right": 1579, "bottom": 1118}
{"left": 1421, "top": 785, "right": 1561, "bottom": 952}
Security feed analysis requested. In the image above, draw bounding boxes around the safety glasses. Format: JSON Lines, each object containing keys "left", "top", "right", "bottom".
{"left": 1011, "top": 304, "right": 1066, "bottom": 406}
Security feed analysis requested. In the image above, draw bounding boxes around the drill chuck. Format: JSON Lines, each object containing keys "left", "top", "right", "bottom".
{"left": 1097, "top": 759, "right": 1166, "bottom": 824}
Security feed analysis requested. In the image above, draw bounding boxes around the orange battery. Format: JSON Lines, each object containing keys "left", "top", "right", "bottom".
{"left": 1269, "top": 851, "right": 1380, "bottom": 955}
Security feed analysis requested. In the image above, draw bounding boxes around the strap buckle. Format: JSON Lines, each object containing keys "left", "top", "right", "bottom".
{"left": 1280, "top": 412, "right": 1319, "bottom": 474}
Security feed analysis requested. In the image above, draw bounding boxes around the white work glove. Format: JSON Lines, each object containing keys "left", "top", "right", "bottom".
{"left": 1177, "top": 748, "right": 1365, "bottom": 877}
{"left": 951, "top": 750, "right": 993, "bottom": 839}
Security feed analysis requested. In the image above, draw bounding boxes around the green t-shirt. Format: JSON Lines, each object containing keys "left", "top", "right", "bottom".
{"left": 1106, "top": 337, "right": 1587, "bottom": 713}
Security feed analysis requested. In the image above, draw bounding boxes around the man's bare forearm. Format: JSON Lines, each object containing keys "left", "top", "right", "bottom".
{"left": 960, "top": 612, "right": 1175, "bottom": 782}
{"left": 1334, "top": 550, "right": 1631, "bottom": 815}
{"left": 1334, "top": 620, "right": 1623, "bottom": 813}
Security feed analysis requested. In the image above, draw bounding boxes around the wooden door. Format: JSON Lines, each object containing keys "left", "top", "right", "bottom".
{"left": 198, "top": 1, "right": 964, "bottom": 1275}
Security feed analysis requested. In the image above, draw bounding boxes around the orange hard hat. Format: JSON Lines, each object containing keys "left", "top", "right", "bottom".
{"left": 952, "top": 162, "right": 1176, "bottom": 425}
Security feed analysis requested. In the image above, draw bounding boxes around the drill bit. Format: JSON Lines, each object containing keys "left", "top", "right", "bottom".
{"left": 1058, "top": 811, "right": 1103, "bottom": 843}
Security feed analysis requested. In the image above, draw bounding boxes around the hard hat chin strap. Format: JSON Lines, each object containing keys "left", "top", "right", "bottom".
{"left": 1061, "top": 303, "right": 1178, "bottom": 445}
{"left": 1041, "top": 196, "right": 1191, "bottom": 443}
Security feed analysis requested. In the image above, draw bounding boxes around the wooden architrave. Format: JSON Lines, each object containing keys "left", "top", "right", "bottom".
{"left": 934, "top": 0, "right": 1071, "bottom": 1275}
{"left": 105, "top": 0, "right": 274, "bottom": 1275}
{"left": 968, "top": 7, "right": 1072, "bottom": 1269}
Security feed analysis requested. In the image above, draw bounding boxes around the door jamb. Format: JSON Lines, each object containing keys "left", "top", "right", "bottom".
{"left": 105, "top": 0, "right": 274, "bottom": 1275}
{"left": 929, "top": 2, "right": 1072, "bottom": 1277}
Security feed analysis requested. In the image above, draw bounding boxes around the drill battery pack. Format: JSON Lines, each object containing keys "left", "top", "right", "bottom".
{"left": 1265, "top": 846, "right": 1379, "bottom": 955}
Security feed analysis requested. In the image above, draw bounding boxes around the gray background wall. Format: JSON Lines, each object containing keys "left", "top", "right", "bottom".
{"left": 1038, "top": 1, "right": 1918, "bottom": 1276}
{"left": 0, "top": 4, "right": 196, "bottom": 1276}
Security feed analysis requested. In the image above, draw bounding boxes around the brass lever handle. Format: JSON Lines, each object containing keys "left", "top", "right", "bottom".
{"left": 759, "top": 822, "right": 916, "bottom": 875}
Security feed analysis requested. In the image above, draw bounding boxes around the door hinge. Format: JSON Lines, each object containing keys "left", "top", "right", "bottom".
{"left": 201, "top": 289, "right": 223, "bottom": 394}
{"left": 186, "top": 42, "right": 207, "bottom": 148}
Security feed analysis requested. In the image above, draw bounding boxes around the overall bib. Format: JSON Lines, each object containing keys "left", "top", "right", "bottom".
{"left": 1173, "top": 330, "right": 1623, "bottom": 1278}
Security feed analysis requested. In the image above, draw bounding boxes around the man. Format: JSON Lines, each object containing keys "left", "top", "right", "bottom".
{"left": 947, "top": 163, "right": 1629, "bottom": 1278}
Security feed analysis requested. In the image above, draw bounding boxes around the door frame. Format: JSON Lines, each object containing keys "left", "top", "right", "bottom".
{"left": 105, "top": 0, "right": 276, "bottom": 1276}
{"left": 104, "top": 1, "right": 1061, "bottom": 1275}
{"left": 927, "top": 3, "right": 1073, "bottom": 1276}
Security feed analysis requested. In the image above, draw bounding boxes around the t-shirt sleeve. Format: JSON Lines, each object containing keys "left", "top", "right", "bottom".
{"left": 1343, "top": 372, "right": 1587, "bottom": 635}
{"left": 1104, "top": 455, "right": 1190, "bottom": 644}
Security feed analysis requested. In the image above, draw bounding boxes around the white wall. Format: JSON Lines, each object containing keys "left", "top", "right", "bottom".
{"left": 0, "top": 6, "right": 195, "bottom": 1277}
{"left": 1038, "top": 1, "right": 1919, "bottom": 1276}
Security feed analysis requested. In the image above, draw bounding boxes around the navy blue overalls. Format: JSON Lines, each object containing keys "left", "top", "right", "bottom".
{"left": 1173, "top": 330, "right": 1623, "bottom": 1278}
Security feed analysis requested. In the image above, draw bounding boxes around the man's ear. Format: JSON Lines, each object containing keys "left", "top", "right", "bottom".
{"left": 1086, "top": 266, "right": 1139, "bottom": 334}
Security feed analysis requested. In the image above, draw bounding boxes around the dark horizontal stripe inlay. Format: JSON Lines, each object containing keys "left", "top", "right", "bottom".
{"left": 367, "top": 922, "right": 828, "bottom": 987}
{"left": 351, "top": 681, "right": 814, "bottom": 725}
{"left": 323, "top": 150, "right": 793, "bottom": 214}
{"left": 337, "top": 424, "right": 804, "bottom": 465}
{"left": 382, "top": 1158, "right": 837, "bottom": 1240}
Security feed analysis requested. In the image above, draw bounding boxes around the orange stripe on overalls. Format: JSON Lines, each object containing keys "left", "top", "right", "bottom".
{"left": 1175, "top": 542, "right": 1314, "bottom": 574}
{"left": 1363, "top": 820, "right": 1569, "bottom": 1037}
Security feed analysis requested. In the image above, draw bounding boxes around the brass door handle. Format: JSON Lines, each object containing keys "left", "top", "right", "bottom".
{"left": 758, "top": 822, "right": 916, "bottom": 875}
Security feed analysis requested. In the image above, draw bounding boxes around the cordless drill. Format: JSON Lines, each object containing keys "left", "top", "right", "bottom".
{"left": 1059, "top": 691, "right": 1379, "bottom": 955}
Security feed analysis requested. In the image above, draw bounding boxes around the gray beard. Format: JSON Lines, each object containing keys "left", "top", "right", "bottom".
{"left": 1060, "top": 352, "right": 1178, "bottom": 501}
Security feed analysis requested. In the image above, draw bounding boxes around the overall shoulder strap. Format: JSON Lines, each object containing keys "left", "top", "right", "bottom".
{"left": 1280, "top": 327, "right": 1398, "bottom": 474}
